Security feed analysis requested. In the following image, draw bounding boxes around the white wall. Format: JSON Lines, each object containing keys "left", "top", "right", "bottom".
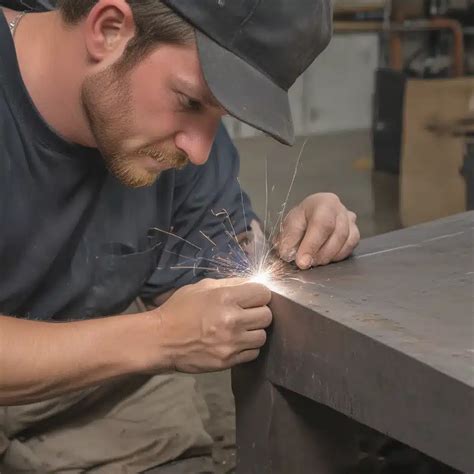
{"left": 224, "top": 33, "right": 379, "bottom": 139}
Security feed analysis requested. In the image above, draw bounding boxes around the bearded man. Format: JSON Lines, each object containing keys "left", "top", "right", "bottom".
{"left": 0, "top": 1, "right": 359, "bottom": 471}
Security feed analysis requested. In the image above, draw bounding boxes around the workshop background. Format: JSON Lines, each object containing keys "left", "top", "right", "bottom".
{"left": 0, "top": 1, "right": 471, "bottom": 473}
{"left": 194, "top": 1, "right": 474, "bottom": 473}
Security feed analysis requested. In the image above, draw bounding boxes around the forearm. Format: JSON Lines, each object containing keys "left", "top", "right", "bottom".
{"left": 0, "top": 312, "right": 161, "bottom": 406}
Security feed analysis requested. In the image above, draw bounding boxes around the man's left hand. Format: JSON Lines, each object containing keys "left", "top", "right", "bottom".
{"left": 275, "top": 193, "right": 360, "bottom": 270}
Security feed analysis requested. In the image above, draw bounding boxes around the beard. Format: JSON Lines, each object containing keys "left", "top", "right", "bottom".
{"left": 81, "top": 64, "right": 188, "bottom": 188}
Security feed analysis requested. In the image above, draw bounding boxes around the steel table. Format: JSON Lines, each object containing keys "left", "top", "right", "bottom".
{"left": 233, "top": 212, "right": 474, "bottom": 473}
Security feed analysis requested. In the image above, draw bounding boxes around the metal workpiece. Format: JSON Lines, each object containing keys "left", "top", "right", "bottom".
{"left": 233, "top": 212, "right": 474, "bottom": 474}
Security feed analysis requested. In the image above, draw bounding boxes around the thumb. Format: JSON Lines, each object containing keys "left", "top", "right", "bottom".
{"left": 276, "top": 206, "right": 307, "bottom": 262}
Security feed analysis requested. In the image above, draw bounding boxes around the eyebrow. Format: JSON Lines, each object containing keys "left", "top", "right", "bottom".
{"left": 173, "top": 77, "right": 222, "bottom": 109}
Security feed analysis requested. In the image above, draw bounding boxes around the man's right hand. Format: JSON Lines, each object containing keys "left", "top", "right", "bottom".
{"left": 0, "top": 278, "right": 271, "bottom": 405}
{"left": 150, "top": 278, "right": 272, "bottom": 373}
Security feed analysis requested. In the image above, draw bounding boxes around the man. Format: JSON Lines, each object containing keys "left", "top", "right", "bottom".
{"left": 0, "top": 0, "right": 360, "bottom": 472}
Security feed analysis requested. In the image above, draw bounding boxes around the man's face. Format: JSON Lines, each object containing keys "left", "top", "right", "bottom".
{"left": 81, "top": 43, "right": 225, "bottom": 187}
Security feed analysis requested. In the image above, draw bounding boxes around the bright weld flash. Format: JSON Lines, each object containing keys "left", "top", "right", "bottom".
{"left": 249, "top": 269, "right": 273, "bottom": 287}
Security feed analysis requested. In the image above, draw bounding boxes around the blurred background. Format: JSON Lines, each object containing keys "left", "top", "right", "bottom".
{"left": 224, "top": 0, "right": 474, "bottom": 240}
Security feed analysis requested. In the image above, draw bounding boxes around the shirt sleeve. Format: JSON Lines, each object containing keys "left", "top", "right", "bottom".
{"left": 141, "top": 123, "right": 258, "bottom": 299}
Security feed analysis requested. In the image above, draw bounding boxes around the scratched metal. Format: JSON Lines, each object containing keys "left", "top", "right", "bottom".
{"left": 275, "top": 211, "right": 474, "bottom": 386}
{"left": 235, "top": 212, "right": 474, "bottom": 473}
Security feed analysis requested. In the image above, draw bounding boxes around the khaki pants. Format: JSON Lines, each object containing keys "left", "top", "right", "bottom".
{"left": 0, "top": 375, "right": 213, "bottom": 473}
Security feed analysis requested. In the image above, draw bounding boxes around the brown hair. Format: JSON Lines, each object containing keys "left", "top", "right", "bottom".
{"left": 56, "top": 1, "right": 194, "bottom": 69}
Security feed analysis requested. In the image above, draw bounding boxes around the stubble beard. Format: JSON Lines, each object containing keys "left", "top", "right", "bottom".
{"left": 81, "top": 65, "right": 188, "bottom": 188}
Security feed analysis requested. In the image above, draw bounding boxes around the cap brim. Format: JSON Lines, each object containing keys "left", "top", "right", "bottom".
{"left": 195, "top": 31, "right": 295, "bottom": 146}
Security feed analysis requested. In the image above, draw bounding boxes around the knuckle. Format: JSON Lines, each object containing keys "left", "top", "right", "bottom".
{"left": 320, "top": 216, "right": 337, "bottom": 233}
{"left": 216, "top": 345, "right": 233, "bottom": 361}
{"left": 349, "top": 211, "right": 358, "bottom": 222}
{"left": 283, "top": 207, "right": 296, "bottom": 222}
{"left": 260, "top": 287, "right": 272, "bottom": 304}
{"left": 325, "top": 192, "right": 341, "bottom": 203}
{"left": 350, "top": 227, "right": 361, "bottom": 246}
{"left": 285, "top": 208, "right": 303, "bottom": 226}
{"left": 262, "top": 306, "right": 273, "bottom": 326}
{"left": 222, "top": 311, "right": 237, "bottom": 331}
{"left": 248, "top": 283, "right": 271, "bottom": 304}
{"left": 217, "top": 288, "right": 232, "bottom": 305}
{"left": 310, "top": 192, "right": 332, "bottom": 202}
{"left": 314, "top": 192, "right": 341, "bottom": 207}
{"left": 206, "top": 323, "right": 218, "bottom": 337}
{"left": 256, "top": 330, "right": 267, "bottom": 347}
{"left": 349, "top": 239, "right": 359, "bottom": 251}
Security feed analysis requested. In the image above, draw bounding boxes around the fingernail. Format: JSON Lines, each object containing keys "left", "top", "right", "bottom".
{"left": 299, "top": 254, "right": 313, "bottom": 269}
{"left": 281, "top": 249, "right": 296, "bottom": 262}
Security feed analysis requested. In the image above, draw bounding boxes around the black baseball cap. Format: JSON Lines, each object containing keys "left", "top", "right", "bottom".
{"left": 162, "top": 0, "right": 332, "bottom": 146}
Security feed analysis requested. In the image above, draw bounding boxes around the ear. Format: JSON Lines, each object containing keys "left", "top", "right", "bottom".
{"left": 83, "top": 0, "right": 135, "bottom": 64}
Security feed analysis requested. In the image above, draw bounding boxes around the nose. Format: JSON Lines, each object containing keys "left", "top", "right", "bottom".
{"left": 174, "top": 114, "right": 222, "bottom": 166}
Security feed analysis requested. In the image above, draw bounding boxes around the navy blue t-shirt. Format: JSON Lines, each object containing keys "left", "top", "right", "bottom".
{"left": 0, "top": 12, "right": 256, "bottom": 320}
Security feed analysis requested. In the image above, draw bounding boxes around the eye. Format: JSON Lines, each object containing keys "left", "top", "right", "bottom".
{"left": 179, "top": 93, "right": 203, "bottom": 112}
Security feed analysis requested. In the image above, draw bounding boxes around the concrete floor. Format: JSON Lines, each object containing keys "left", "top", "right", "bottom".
{"left": 237, "top": 130, "right": 401, "bottom": 239}
{"left": 194, "top": 130, "right": 404, "bottom": 474}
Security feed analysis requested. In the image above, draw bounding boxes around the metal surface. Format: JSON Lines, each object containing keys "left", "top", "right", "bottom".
{"left": 233, "top": 212, "right": 474, "bottom": 473}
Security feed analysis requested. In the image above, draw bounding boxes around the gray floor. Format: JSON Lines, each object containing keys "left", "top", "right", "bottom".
{"left": 236, "top": 130, "right": 401, "bottom": 239}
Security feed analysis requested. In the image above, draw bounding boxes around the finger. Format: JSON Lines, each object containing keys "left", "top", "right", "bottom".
{"left": 238, "top": 306, "right": 273, "bottom": 331}
{"left": 312, "top": 212, "right": 350, "bottom": 266}
{"left": 196, "top": 278, "right": 235, "bottom": 291}
{"left": 230, "top": 349, "right": 260, "bottom": 366}
{"left": 276, "top": 206, "right": 306, "bottom": 262}
{"left": 212, "top": 277, "right": 248, "bottom": 288}
{"left": 223, "top": 282, "right": 272, "bottom": 309}
{"left": 239, "top": 329, "right": 268, "bottom": 350}
{"left": 333, "top": 220, "right": 361, "bottom": 262}
{"left": 294, "top": 210, "right": 336, "bottom": 269}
